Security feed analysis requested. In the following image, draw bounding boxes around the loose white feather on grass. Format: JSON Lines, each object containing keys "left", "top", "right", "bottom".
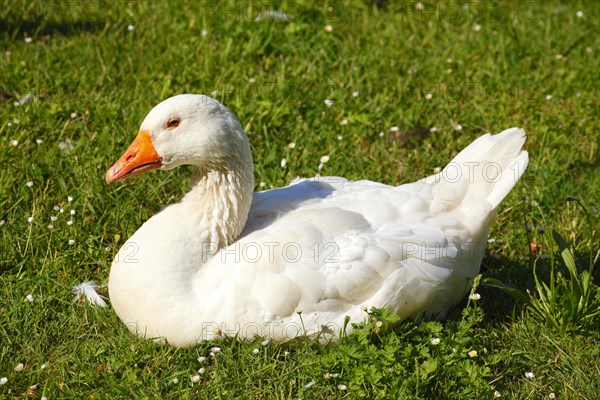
{"left": 72, "top": 281, "right": 108, "bottom": 307}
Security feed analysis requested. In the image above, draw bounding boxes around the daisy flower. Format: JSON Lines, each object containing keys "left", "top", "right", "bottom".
{"left": 469, "top": 293, "right": 481, "bottom": 301}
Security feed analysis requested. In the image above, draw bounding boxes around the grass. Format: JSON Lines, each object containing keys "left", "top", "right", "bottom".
{"left": 1, "top": 0, "right": 599, "bottom": 398}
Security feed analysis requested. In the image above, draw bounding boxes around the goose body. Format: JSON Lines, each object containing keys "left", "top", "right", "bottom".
{"left": 106, "top": 94, "right": 528, "bottom": 347}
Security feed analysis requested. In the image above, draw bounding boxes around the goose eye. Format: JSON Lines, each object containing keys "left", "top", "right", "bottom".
{"left": 167, "top": 118, "right": 180, "bottom": 129}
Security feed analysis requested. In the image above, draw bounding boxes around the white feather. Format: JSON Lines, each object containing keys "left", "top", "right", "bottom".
{"left": 72, "top": 281, "right": 108, "bottom": 307}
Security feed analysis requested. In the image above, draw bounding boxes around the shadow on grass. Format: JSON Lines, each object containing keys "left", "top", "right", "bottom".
{"left": 0, "top": 17, "right": 106, "bottom": 40}
{"left": 477, "top": 248, "right": 600, "bottom": 326}
{"left": 478, "top": 254, "right": 530, "bottom": 323}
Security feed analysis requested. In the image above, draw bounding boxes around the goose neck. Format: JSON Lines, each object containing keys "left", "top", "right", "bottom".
{"left": 182, "top": 162, "right": 254, "bottom": 248}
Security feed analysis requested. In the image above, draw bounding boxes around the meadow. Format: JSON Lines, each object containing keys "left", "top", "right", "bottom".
{"left": 1, "top": 1, "right": 599, "bottom": 398}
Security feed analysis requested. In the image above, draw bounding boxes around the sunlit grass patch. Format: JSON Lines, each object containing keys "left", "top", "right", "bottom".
{"left": 1, "top": 0, "right": 599, "bottom": 398}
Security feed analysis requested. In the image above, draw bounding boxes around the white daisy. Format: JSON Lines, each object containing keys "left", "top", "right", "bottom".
{"left": 469, "top": 293, "right": 481, "bottom": 301}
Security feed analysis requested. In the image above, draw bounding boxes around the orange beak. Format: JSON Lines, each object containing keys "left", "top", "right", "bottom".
{"left": 105, "top": 130, "right": 163, "bottom": 184}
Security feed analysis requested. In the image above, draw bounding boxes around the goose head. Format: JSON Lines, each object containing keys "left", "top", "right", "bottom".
{"left": 105, "top": 94, "right": 252, "bottom": 184}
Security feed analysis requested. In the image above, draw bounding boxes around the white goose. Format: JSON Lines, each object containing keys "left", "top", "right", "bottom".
{"left": 105, "top": 94, "right": 528, "bottom": 347}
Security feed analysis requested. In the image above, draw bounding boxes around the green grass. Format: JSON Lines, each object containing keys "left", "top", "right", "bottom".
{"left": 1, "top": 0, "right": 599, "bottom": 398}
